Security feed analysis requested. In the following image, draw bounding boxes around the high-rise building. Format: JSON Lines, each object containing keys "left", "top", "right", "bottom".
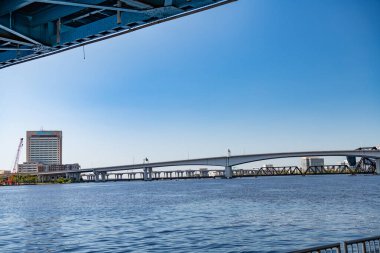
{"left": 301, "top": 157, "right": 324, "bottom": 171}
{"left": 26, "top": 130, "right": 62, "bottom": 165}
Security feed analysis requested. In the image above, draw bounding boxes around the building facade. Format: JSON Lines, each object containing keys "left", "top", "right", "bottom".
{"left": 47, "top": 164, "right": 80, "bottom": 172}
{"left": 18, "top": 162, "right": 46, "bottom": 173}
{"left": 18, "top": 163, "right": 80, "bottom": 174}
{"left": 301, "top": 157, "right": 325, "bottom": 171}
{"left": 26, "top": 131, "right": 62, "bottom": 165}
{"left": 0, "top": 170, "right": 11, "bottom": 175}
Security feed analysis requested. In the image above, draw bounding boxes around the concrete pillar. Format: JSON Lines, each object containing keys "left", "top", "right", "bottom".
{"left": 143, "top": 168, "right": 152, "bottom": 181}
{"left": 376, "top": 159, "right": 380, "bottom": 175}
{"left": 101, "top": 172, "right": 106, "bottom": 182}
{"left": 143, "top": 168, "right": 148, "bottom": 181}
{"left": 94, "top": 172, "right": 100, "bottom": 182}
{"left": 225, "top": 166, "right": 233, "bottom": 179}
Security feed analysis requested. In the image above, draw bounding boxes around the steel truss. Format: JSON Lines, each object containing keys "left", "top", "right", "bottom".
{"left": 0, "top": 0, "right": 237, "bottom": 69}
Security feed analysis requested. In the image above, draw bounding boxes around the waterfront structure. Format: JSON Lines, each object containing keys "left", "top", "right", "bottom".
{"left": 27, "top": 130, "right": 62, "bottom": 165}
{"left": 301, "top": 157, "right": 324, "bottom": 172}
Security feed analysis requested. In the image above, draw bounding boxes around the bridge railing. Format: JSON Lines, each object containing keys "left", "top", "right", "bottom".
{"left": 289, "top": 235, "right": 380, "bottom": 253}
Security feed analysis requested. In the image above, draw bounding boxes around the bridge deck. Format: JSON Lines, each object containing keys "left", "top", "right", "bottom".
{"left": 0, "top": 0, "right": 236, "bottom": 69}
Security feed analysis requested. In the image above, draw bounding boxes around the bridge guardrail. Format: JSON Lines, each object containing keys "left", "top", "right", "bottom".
{"left": 289, "top": 235, "right": 380, "bottom": 253}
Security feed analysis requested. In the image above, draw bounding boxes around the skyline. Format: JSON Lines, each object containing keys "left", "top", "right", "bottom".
{"left": 1, "top": 0, "right": 380, "bottom": 169}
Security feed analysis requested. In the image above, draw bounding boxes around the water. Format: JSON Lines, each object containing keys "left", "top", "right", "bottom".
{"left": 0, "top": 175, "right": 379, "bottom": 252}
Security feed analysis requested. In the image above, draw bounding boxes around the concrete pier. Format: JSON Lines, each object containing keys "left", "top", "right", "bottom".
{"left": 94, "top": 172, "right": 100, "bottom": 182}
{"left": 101, "top": 172, "right": 106, "bottom": 182}
{"left": 225, "top": 166, "right": 233, "bottom": 179}
{"left": 376, "top": 159, "right": 380, "bottom": 175}
{"left": 143, "top": 167, "right": 152, "bottom": 181}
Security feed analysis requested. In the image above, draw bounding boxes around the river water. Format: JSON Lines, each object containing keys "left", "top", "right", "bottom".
{"left": 0, "top": 175, "right": 379, "bottom": 252}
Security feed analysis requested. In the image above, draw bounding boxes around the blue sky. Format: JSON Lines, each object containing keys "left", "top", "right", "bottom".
{"left": 1, "top": 0, "right": 379, "bottom": 169}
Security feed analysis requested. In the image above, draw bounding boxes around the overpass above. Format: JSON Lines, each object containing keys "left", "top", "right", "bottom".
{"left": 0, "top": 0, "right": 236, "bottom": 69}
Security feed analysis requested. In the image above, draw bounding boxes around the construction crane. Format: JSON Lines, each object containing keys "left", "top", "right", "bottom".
{"left": 12, "top": 138, "right": 24, "bottom": 174}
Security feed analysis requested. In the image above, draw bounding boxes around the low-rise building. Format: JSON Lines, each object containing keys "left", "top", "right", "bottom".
{"left": 194, "top": 168, "right": 209, "bottom": 177}
{"left": 18, "top": 162, "right": 80, "bottom": 173}
{"left": 18, "top": 162, "right": 46, "bottom": 173}
{"left": 48, "top": 164, "right": 80, "bottom": 172}
{"left": 0, "top": 170, "right": 11, "bottom": 175}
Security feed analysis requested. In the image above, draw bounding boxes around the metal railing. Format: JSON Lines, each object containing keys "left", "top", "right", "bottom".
{"left": 289, "top": 235, "right": 380, "bottom": 253}
{"left": 290, "top": 242, "right": 341, "bottom": 253}
{"left": 344, "top": 235, "right": 380, "bottom": 253}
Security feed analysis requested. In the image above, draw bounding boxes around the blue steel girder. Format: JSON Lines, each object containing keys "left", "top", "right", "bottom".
{"left": 0, "top": 0, "right": 237, "bottom": 69}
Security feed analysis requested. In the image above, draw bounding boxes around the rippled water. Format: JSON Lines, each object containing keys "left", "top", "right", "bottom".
{"left": 0, "top": 175, "right": 379, "bottom": 252}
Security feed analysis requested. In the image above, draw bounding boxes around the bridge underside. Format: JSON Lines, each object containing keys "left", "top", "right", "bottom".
{"left": 0, "top": 0, "right": 235, "bottom": 69}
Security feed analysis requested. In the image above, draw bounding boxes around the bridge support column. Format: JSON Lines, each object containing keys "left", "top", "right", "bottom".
{"left": 143, "top": 167, "right": 152, "bottom": 181}
{"left": 225, "top": 166, "right": 233, "bottom": 179}
{"left": 94, "top": 172, "right": 100, "bottom": 182}
{"left": 143, "top": 168, "right": 148, "bottom": 180}
{"left": 101, "top": 172, "right": 107, "bottom": 182}
{"left": 376, "top": 159, "right": 380, "bottom": 175}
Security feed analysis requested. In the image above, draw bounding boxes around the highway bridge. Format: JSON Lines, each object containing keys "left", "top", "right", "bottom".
{"left": 0, "top": 0, "right": 236, "bottom": 69}
{"left": 35, "top": 149, "right": 380, "bottom": 182}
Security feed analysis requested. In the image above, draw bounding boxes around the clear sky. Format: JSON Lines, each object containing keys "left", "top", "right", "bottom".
{"left": 1, "top": 0, "right": 379, "bottom": 170}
